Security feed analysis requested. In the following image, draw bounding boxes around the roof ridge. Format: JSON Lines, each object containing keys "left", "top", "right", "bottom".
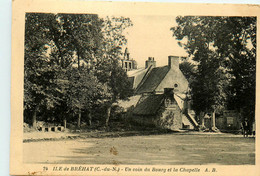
{"left": 127, "top": 68, "right": 147, "bottom": 76}
{"left": 135, "top": 65, "right": 154, "bottom": 92}
{"left": 136, "top": 65, "right": 170, "bottom": 94}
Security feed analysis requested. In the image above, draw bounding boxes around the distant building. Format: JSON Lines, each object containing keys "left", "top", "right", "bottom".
{"left": 121, "top": 47, "right": 137, "bottom": 71}
{"left": 121, "top": 56, "right": 198, "bottom": 131}
{"left": 215, "top": 110, "right": 241, "bottom": 131}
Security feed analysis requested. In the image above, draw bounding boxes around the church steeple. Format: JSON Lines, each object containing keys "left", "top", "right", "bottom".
{"left": 121, "top": 47, "right": 137, "bottom": 71}
{"left": 124, "top": 47, "right": 130, "bottom": 60}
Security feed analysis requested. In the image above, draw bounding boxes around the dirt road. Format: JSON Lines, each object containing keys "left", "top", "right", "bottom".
{"left": 23, "top": 133, "right": 255, "bottom": 165}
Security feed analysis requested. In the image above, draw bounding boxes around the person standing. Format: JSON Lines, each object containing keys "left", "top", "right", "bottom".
{"left": 243, "top": 118, "right": 249, "bottom": 138}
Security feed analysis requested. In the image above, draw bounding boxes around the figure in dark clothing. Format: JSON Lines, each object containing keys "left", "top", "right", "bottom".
{"left": 252, "top": 122, "right": 255, "bottom": 137}
{"left": 242, "top": 119, "right": 249, "bottom": 138}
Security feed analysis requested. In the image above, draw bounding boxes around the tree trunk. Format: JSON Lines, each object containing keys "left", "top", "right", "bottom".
{"left": 77, "top": 108, "right": 81, "bottom": 128}
{"left": 77, "top": 49, "right": 81, "bottom": 129}
{"left": 77, "top": 50, "right": 80, "bottom": 70}
{"left": 200, "top": 111, "right": 205, "bottom": 127}
{"left": 32, "top": 109, "right": 37, "bottom": 129}
{"left": 63, "top": 118, "right": 67, "bottom": 129}
{"left": 88, "top": 112, "right": 92, "bottom": 126}
{"left": 211, "top": 110, "right": 216, "bottom": 129}
{"left": 105, "top": 106, "right": 111, "bottom": 127}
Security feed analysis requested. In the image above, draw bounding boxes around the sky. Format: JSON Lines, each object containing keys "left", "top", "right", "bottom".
{"left": 121, "top": 15, "right": 188, "bottom": 68}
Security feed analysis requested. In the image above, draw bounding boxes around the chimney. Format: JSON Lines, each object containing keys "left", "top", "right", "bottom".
{"left": 168, "top": 56, "right": 179, "bottom": 68}
{"left": 145, "top": 57, "right": 156, "bottom": 69}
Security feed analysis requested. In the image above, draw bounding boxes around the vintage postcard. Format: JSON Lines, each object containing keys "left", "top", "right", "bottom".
{"left": 11, "top": 0, "right": 259, "bottom": 175}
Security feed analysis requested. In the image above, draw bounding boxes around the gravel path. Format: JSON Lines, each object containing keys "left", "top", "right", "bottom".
{"left": 23, "top": 133, "right": 255, "bottom": 165}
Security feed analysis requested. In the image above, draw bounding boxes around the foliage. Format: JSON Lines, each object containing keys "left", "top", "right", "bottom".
{"left": 67, "top": 68, "right": 111, "bottom": 112}
{"left": 101, "top": 16, "right": 133, "bottom": 57}
{"left": 24, "top": 13, "right": 63, "bottom": 126}
{"left": 95, "top": 16, "right": 134, "bottom": 125}
{"left": 24, "top": 13, "right": 133, "bottom": 128}
{"left": 172, "top": 16, "right": 256, "bottom": 123}
{"left": 179, "top": 61, "right": 196, "bottom": 84}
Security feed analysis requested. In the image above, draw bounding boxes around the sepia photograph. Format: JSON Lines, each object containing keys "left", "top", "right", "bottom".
{"left": 10, "top": 1, "right": 259, "bottom": 175}
{"left": 23, "top": 13, "right": 256, "bottom": 165}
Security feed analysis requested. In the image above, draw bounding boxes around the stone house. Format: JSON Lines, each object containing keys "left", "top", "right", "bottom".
{"left": 124, "top": 56, "right": 198, "bottom": 131}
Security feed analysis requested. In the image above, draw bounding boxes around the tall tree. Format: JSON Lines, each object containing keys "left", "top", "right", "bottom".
{"left": 179, "top": 60, "right": 196, "bottom": 84}
{"left": 24, "top": 13, "right": 62, "bottom": 128}
{"left": 57, "top": 14, "right": 103, "bottom": 127}
{"left": 66, "top": 67, "right": 111, "bottom": 128}
{"left": 24, "top": 13, "right": 104, "bottom": 128}
{"left": 214, "top": 17, "right": 256, "bottom": 124}
{"left": 95, "top": 16, "right": 133, "bottom": 126}
{"left": 171, "top": 16, "right": 256, "bottom": 128}
{"left": 24, "top": 13, "right": 134, "bottom": 129}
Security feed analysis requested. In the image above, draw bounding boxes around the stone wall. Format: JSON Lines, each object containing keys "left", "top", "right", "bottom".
{"left": 158, "top": 107, "right": 182, "bottom": 130}
{"left": 130, "top": 100, "right": 182, "bottom": 131}
{"left": 216, "top": 116, "right": 241, "bottom": 131}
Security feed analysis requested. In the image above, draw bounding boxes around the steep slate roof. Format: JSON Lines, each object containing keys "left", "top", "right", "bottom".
{"left": 117, "top": 95, "right": 141, "bottom": 111}
{"left": 133, "top": 94, "right": 165, "bottom": 116}
{"left": 136, "top": 66, "right": 170, "bottom": 94}
{"left": 127, "top": 68, "right": 149, "bottom": 89}
{"left": 128, "top": 76, "right": 135, "bottom": 89}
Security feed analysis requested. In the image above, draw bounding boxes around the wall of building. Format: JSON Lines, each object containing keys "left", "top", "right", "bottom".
{"left": 158, "top": 104, "right": 182, "bottom": 130}
{"left": 216, "top": 111, "right": 241, "bottom": 131}
{"left": 131, "top": 98, "right": 182, "bottom": 131}
{"left": 126, "top": 55, "right": 192, "bottom": 130}
{"left": 155, "top": 67, "right": 189, "bottom": 94}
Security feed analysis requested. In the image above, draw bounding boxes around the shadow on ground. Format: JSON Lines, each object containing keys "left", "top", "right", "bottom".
{"left": 24, "top": 133, "right": 255, "bottom": 165}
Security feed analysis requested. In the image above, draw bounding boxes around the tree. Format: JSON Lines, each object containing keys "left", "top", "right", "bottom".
{"left": 56, "top": 14, "right": 104, "bottom": 128}
{"left": 214, "top": 17, "right": 256, "bottom": 125}
{"left": 66, "top": 67, "right": 111, "bottom": 128}
{"left": 171, "top": 16, "right": 256, "bottom": 128}
{"left": 51, "top": 15, "right": 133, "bottom": 128}
{"left": 24, "top": 13, "right": 134, "bottom": 129}
{"left": 179, "top": 60, "right": 196, "bottom": 84}
{"left": 24, "top": 13, "right": 63, "bottom": 128}
{"left": 172, "top": 17, "right": 228, "bottom": 128}
{"left": 94, "top": 16, "right": 134, "bottom": 126}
